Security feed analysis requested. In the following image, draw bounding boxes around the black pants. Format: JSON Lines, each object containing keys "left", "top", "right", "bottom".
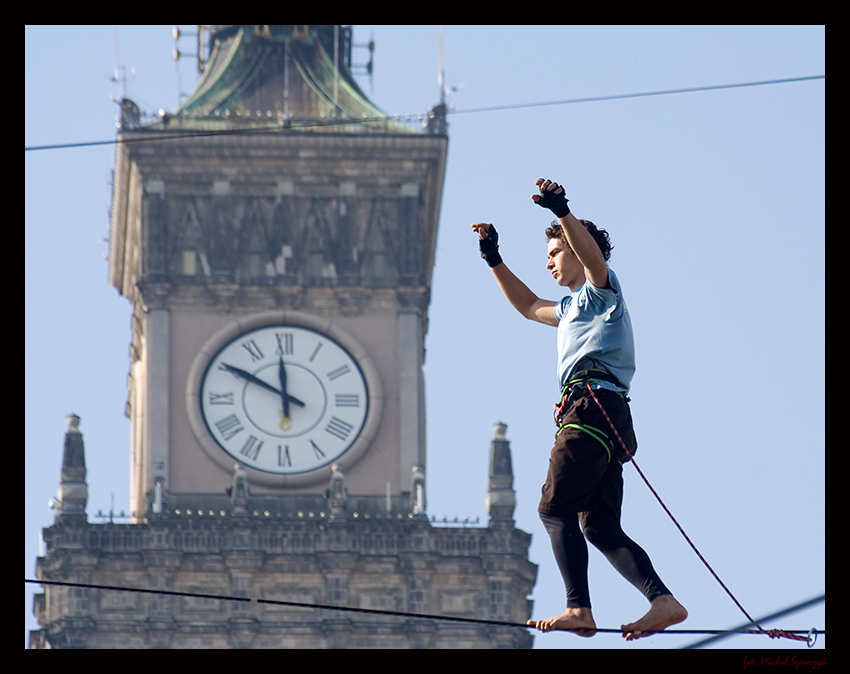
{"left": 540, "top": 509, "right": 671, "bottom": 608}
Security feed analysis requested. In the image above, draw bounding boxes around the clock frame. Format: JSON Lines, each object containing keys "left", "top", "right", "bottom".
{"left": 186, "top": 310, "right": 383, "bottom": 487}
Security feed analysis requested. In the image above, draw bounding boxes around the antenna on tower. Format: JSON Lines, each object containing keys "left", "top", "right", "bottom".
{"left": 439, "top": 25, "right": 445, "bottom": 106}
{"left": 110, "top": 26, "right": 139, "bottom": 130}
{"left": 172, "top": 25, "right": 209, "bottom": 103}
{"left": 110, "top": 25, "right": 134, "bottom": 100}
{"left": 112, "top": 25, "right": 120, "bottom": 91}
{"left": 426, "top": 27, "right": 458, "bottom": 135}
{"left": 351, "top": 30, "right": 375, "bottom": 93}
{"left": 172, "top": 25, "right": 208, "bottom": 73}
{"left": 436, "top": 27, "right": 462, "bottom": 109}
{"left": 333, "top": 25, "right": 340, "bottom": 111}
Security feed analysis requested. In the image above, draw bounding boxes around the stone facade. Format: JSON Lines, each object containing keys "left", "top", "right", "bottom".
{"left": 32, "top": 516, "right": 535, "bottom": 649}
{"left": 31, "top": 422, "right": 537, "bottom": 649}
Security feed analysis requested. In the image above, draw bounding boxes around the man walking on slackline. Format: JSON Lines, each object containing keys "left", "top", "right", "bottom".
{"left": 471, "top": 178, "right": 687, "bottom": 640}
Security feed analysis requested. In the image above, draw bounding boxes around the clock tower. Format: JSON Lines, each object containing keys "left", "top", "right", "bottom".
{"left": 109, "top": 25, "right": 444, "bottom": 516}
{"left": 31, "top": 26, "right": 536, "bottom": 648}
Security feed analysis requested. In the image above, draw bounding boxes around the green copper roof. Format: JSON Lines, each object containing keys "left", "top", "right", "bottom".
{"left": 164, "top": 25, "right": 417, "bottom": 134}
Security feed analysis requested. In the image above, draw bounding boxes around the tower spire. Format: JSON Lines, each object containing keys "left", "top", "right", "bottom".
{"left": 51, "top": 414, "right": 88, "bottom": 522}
{"left": 486, "top": 422, "right": 517, "bottom": 525}
{"left": 164, "top": 25, "right": 411, "bottom": 134}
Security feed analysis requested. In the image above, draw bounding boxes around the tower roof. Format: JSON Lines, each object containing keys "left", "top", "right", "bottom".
{"left": 165, "top": 25, "right": 416, "bottom": 134}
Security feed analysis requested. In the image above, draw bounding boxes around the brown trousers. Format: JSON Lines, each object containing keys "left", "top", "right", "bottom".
{"left": 538, "top": 387, "right": 637, "bottom": 517}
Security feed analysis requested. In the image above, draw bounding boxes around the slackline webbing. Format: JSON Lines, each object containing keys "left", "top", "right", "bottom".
{"left": 24, "top": 579, "right": 821, "bottom": 645}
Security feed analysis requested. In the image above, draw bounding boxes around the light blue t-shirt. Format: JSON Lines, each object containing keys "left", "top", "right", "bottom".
{"left": 553, "top": 268, "right": 635, "bottom": 394}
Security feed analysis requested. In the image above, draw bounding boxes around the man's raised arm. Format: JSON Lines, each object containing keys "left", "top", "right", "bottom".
{"left": 532, "top": 179, "right": 609, "bottom": 289}
{"left": 471, "top": 222, "right": 557, "bottom": 326}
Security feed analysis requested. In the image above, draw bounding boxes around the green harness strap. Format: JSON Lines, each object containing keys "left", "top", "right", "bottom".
{"left": 554, "top": 364, "right": 627, "bottom": 465}
{"left": 556, "top": 422, "right": 613, "bottom": 463}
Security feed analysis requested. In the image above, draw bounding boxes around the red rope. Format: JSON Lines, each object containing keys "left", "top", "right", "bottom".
{"left": 585, "top": 385, "right": 808, "bottom": 644}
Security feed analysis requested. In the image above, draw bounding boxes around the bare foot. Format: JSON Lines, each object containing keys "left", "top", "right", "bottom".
{"left": 527, "top": 607, "right": 597, "bottom": 637}
{"left": 621, "top": 594, "right": 688, "bottom": 641}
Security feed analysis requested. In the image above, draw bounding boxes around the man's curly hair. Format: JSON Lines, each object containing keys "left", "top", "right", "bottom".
{"left": 545, "top": 219, "right": 613, "bottom": 262}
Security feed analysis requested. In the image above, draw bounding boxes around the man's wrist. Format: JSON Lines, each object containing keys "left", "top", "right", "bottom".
{"left": 484, "top": 251, "right": 503, "bottom": 267}
{"left": 551, "top": 203, "right": 570, "bottom": 218}
{"left": 478, "top": 224, "right": 502, "bottom": 267}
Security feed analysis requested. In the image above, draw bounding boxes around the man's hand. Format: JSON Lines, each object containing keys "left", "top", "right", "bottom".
{"left": 532, "top": 178, "right": 570, "bottom": 218}
{"left": 472, "top": 222, "right": 503, "bottom": 268}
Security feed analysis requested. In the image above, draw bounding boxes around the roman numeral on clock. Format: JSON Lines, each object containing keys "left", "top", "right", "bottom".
{"left": 208, "top": 392, "right": 234, "bottom": 405}
{"left": 325, "top": 416, "right": 354, "bottom": 441}
{"left": 239, "top": 435, "right": 264, "bottom": 461}
{"left": 214, "top": 414, "right": 244, "bottom": 441}
{"left": 335, "top": 394, "right": 360, "bottom": 407}
{"left": 241, "top": 339, "right": 264, "bottom": 362}
{"left": 310, "top": 439, "right": 325, "bottom": 460}
{"left": 276, "top": 332, "right": 294, "bottom": 356}
{"left": 326, "top": 364, "right": 350, "bottom": 381}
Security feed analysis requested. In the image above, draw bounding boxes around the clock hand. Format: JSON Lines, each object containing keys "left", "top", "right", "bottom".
{"left": 278, "top": 357, "right": 291, "bottom": 429}
{"left": 220, "top": 363, "right": 306, "bottom": 408}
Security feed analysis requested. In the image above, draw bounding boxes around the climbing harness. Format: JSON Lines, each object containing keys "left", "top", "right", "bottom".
{"left": 583, "top": 384, "right": 814, "bottom": 646}
{"left": 553, "top": 358, "right": 627, "bottom": 463}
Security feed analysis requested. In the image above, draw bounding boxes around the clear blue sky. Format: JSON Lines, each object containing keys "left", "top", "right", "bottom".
{"left": 25, "top": 25, "right": 824, "bottom": 650}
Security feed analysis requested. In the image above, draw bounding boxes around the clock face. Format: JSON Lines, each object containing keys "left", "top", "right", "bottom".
{"left": 198, "top": 324, "right": 370, "bottom": 478}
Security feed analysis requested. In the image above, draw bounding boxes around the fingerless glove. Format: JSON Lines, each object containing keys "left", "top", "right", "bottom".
{"left": 479, "top": 225, "right": 503, "bottom": 268}
{"left": 535, "top": 186, "right": 570, "bottom": 218}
